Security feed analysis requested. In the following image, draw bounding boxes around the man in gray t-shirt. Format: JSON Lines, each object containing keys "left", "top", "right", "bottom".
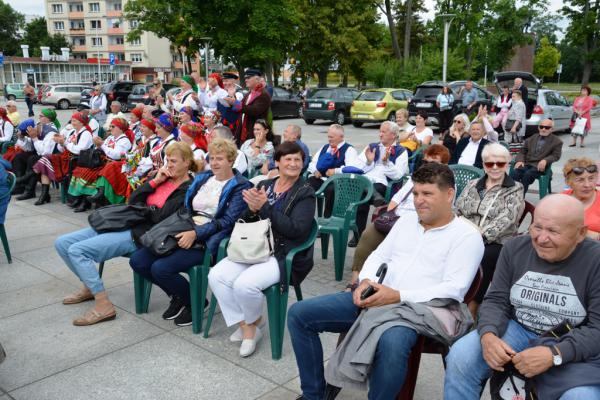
{"left": 444, "top": 194, "right": 600, "bottom": 399}
{"left": 460, "top": 80, "right": 478, "bottom": 114}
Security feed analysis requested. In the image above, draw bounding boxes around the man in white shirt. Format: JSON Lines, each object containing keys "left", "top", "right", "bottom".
{"left": 103, "top": 101, "right": 126, "bottom": 132}
{"left": 288, "top": 163, "right": 484, "bottom": 400}
{"left": 353, "top": 121, "right": 409, "bottom": 243}
{"left": 306, "top": 124, "right": 360, "bottom": 218}
{"left": 450, "top": 121, "right": 489, "bottom": 169}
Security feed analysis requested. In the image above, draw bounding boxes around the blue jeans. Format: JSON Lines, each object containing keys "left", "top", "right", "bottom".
{"left": 128, "top": 246, "right": 205, "bottom": 306}
{"left": 287, "top": 291, "right": 419, "bottom": 400}
{"left": 444, "top": 319, "right": 600, "bottom": 399}
{"left": 54, "top": 227, "right": 138, "bottom": 294}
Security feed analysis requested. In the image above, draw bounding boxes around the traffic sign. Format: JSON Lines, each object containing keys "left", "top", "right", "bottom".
{"left": 0, "top": 52, "right": 4, "bottom": 67}
{"left": 109, "top": 53, "right": 115, "bottom": 65}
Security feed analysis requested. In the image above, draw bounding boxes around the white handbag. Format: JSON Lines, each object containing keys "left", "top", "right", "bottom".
{"left": 227, "top": 218, "right": 274, "bottom": 264}
{"left": 572, "top": 117, "right": 587, "bottom": 135}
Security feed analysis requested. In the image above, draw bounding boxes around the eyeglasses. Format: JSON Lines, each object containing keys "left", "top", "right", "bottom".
{"left": 484, "top": 161, "right": 507, "bottom": 168}
{"left": 539, "top": 125, "right": 552, "bottom": 130}
{"left": 570, "top": 165, "right": 598, "bottom": 175}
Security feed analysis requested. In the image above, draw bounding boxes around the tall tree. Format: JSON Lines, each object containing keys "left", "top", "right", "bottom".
{"left": 394, "top": 0, "right": 428, "bottom": 61}
{"left": 376, "top": 0, "right": 402, "bottom": 59}
{"left": 21, "top": 17, "right": 70, "bottom": 57}
{"left": 0, "top": 0, "right": 25, "bottom": 56}
{"left": 562, "top": 0, "right": 600, "bottom": 84}
{"left": 534, "top": 37, "right": 561, "bottom": 80}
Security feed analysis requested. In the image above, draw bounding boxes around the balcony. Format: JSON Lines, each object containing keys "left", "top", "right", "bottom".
{"left": 69, "top": 27, "right": 85, "bottom": 34}
{"left": 107, "top": 27, "right": 124, "bottom": 34}
{"left": 108, "top": 45, "right": 125, "bottom": 52}
{"left": 107, "top": 10, "right": 122, "bottom": 17}
{"left": 68, "top": 11, "right": 83, "bottom": 18}
{"left": 72, "top": 45, "right": 87, "bottom": 52}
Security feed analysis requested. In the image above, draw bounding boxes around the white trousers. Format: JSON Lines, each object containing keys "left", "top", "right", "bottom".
{"left": 208, "top": 256, "right": 280, "bottom": 327}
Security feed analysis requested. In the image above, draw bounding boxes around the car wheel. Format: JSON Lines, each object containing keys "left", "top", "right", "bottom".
{"left": 304, "top": 118, "right": 315, "bottom": 125}
{"left": 58, "top": 99, "right": 70, "bottom": 110}
{"left": 6, "top": 95, "right": 15, "bottom": 101}
{"left": 335, "top": 111, "right": 345, "bottom": 125}
{"left": 352, "top": 121, "right": 363, "bottom": 128}
{"left": 387, "top": 112, "right": 396, "bottom": 122}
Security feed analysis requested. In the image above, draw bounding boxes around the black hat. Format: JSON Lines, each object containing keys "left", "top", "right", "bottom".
{"left": 222, "top": 72, "right": 239, "bottom": 80}
{"left": 244, "top": 68, "right": 262, "bottom": 78}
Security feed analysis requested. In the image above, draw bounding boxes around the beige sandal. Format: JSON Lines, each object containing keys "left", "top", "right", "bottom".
{"left": 63, "top": 290, "right": 94, "bottom": 305}
{"left": 72, "top": 308, "right": 117, "bottom": 326}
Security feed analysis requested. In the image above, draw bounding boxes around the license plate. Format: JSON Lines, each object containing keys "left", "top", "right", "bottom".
{"left": 309, "top": 103, "right": 322, "bottom": 108}
{"left": 356, "top": 114, "right": 369, "bottom": 119}
{"left": 416, "top": 102, "right": 432, "bottom": 108}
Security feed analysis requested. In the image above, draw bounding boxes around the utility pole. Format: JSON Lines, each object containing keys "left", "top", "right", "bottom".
{"left": 438, "top": 14, "right": 455, "bottom": 82}
{"left": 200, "top": 37, "right": 212, "bottom": 82}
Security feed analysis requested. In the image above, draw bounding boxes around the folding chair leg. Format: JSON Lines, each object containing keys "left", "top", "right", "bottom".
{"left": 133, "top": 271, "right": 152, "bottom": 313}
{"left": 0, "top": 225, "right": 11, "bottom": 264}
{"left": 203, "top": 294, "right": 218, "bottom": 338}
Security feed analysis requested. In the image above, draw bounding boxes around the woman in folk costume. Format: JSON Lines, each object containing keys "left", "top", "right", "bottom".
{"left": 149, "top": 113, "right": 178, "bottom": 171}
{"left": 91, "top": 118, "right": 159, "bottom": 205}
{"left": 68, "top": 117, "right": 132, "bottom": 212}
{"left": 179, "top": 122, "right": 208, "bottom": 162}
{"left": 169, "top": 75, "right": 199, "bottom": 113}
{"left": 199, "top": 72, "right": 227, "bottom": 115}
{"left": 0, "top": 107, "right": 15, "bottom": 149}
{"left": 130, "top": 107, "right": 143, "bottom": 143}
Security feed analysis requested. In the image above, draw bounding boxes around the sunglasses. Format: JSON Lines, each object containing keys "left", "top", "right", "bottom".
{"left": 539, "top": 125, "right": 552, "bottom": 130}
{"left": 570, "top": 165, "right": 598, "bottom": 175}
{"left": 484, "top": 161, "right": 507, "bottom": 168}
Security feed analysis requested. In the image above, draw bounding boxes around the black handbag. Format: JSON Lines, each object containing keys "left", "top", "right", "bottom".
{"left": 140, "top": 208, "right": 204, "bottom": 256}
{"left": 77, "top": 148, "right": 105, "bottom": 168}
{"left": 505, "top": 119, "right": 519, "bottom": 131}
{"left": 88, "top": 204, "right": 153, "bottom": 233}
{"left": 490, "top": 363, "right": 537, "bottom": 400}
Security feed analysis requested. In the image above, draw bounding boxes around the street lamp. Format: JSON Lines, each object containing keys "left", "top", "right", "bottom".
{"left": 437, "top": 13, "right": 455, "bottom": 82}
{"left": 200, "top": 37, "right": 212, "bottom": 81}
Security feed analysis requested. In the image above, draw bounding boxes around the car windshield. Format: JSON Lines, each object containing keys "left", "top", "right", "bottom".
{"left": 357, "top": 91, "right": 385, "bottom": 101}
{"left": 309, "top": 89, "right": 333, "bottom": 99}
{"left": 414, "top": 87, "right": 442, "bottom": 99}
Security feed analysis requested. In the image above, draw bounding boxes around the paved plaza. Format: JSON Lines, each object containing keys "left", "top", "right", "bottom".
{"left": 0, "top": 102, "right": 597, "bottom": 399}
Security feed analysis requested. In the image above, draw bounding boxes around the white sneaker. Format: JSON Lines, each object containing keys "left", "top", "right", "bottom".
{"left": 229, "top": 326, "right": 243, "bottom": 342}
{"left": 239, "top": 326, "right": 263, "bottom": 357}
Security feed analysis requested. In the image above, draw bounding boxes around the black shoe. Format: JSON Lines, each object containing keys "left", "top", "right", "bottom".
{"left": 89, "top": 187, "right": 105, "bottom": 203}
{"left": 174, "top": 306, "right": 193, "bottom": 326}
{"left": 73, "top": 198, "right": 91, "bottom": 213}
{"left": 34, "top": 184, "right": 51, "bottom": 206}
{"left": 324, "top": 383, "right": 342, "bottom": 400}
{"left": 16, "top": 191, "right": 36, "bottom": 201}
{"left": 67, "top": 196, "right": 83, "bottom": 208}
{"left": 348, "top": 234, "right": 359, "bottom": 248}
{"left": 162, "top": 296, "right": 185, "bottom": 320}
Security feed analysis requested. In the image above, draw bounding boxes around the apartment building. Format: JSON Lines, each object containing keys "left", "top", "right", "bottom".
{"left": 45, "top": 0, "right": 172, "bottom": 82}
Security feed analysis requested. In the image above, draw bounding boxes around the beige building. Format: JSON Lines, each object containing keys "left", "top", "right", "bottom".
{"left": 44, "top": 0, "right": 172, "bottom": 82}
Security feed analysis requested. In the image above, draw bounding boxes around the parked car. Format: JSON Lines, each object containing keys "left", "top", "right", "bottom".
{"left": 41, "top": 84, "right": 94, "bottom": 109}
{"left": 5, "top": 84, "right": 25, "bottom": 101}
{"left": 350, "top": 88, "right": 412, "bottom": 127}
{"left": 102, "top": 81, "right": 136, "bottom": 112}
{"left": 271, "top": 87, "right": 302, "bottom": 119}
{"left": 79, "top": 88, "right": 93, "bottom": 107}
{"left": 407, "top": 81, "right": 494, "bottom": 128}
{"left": 494, "top": 71, "right": 571, "bottom": 136}
{"left": 302, "top": 87, "right": 360, "bottom": 125}
{"left": 127, "top": 83, "right": 181, "bottom": 110}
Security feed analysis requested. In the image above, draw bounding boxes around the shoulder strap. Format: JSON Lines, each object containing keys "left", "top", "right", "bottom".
{"left": 479, "top": 189, "right": 502, "bottom": 229}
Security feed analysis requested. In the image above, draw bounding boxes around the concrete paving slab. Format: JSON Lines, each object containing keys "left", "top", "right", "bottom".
{"left": 256, "top": 387, "right": 299, "bottom": 399}
{"left": 10, "top": 333, "right": 277, "bottom": 400}
{"left": 0, "top": 303, "right": 163, "bottom": 391}
{"left": 0, "top": 261, "right": 55, "bottom": 294}
{"left": 0, "top": 278, "right": 74, "bottom": 319}
{"left": 4, "top": 214, "right": 82, "bottom": 241}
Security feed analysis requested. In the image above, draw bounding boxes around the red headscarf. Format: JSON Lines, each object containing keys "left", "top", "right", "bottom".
{"left": 180, "top": 122, "right": 207, "bottom": 151}
{"left": 131, "top": 107, "right": 143, "bottom": 120}
{"left": 140, "top": 118, "right": 156, "bottom": 132}
{"left": 0, "top": 107, "right": 10, "bottom": 124}
{"left": 210, "top": 73, "right": 224, "bottom": 89}
{"left": 71, "top": 112, "right": 92, "bottom": 134}
{"left": 110, "top": 117, "right": 134, "bottom": 143}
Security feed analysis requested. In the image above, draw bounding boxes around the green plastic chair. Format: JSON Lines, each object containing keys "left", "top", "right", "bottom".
{"left": 537, "top": 167, "right": 552, "bottom": 199}
{"left": 316, "top": 174, "right": 373, "bottom": 281}
{"left": 384, "top": 175, "right": 409, "bottom": 203}
{"left": 408, "top": 147, "right": 424, "bottom": 173}
{"left": 203, "top": 218, "right": 319, "bottom": 360}
{"left": 449, "top": 164, "right": 484, "bottom": 198}
{"left": 0, "top": 172, "right": 16, "bottom": 263}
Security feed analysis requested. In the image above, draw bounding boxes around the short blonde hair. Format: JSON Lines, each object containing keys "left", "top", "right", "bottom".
{"left": 481, "top": 143, "right": 511, "bottom": 162}
{"left": 395, "top": 108, "right": 409, "bottom": 119}
{"left": 208, "top": 137, "right": 238, "bottom": 163}
{"left": 563, "top": 157, "right": 598, "bottom": 184}
{"left": 165, "top": 141, "right": 199, "bottom": 173}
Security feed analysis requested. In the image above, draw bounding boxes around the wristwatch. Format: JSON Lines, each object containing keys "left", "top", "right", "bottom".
{"left": 549, "top": 345, "right": 563, "bottom": 366}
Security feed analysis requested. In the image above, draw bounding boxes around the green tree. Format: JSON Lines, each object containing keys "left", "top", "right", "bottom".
{"left": 394, "top": 0, "right": 429, "bottom": 61}
{"left": 534, "top": 37, "right": 561, "bottom": 80}
{"left": 21, "top": 17, "right": 70, "bottom": 57}
{"left": 0, "top": 0, "right": 25, "bottom": 56}
{"left": 562, "top": 0, "right": 600, "bottom": 84}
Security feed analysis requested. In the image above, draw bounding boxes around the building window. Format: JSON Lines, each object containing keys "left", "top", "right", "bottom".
{"left": 129, "top": 37, "right": 141, "bottom": 46}
{"left": 113, "top": 2, "right": 122, "bottom": 10}
{"left": 92, "top": 37, "right": 103, "bottom": 47}
{"left": 73, "top": 37, "right": 85, "bottom": 46}
{"left": 69, "top": 3, "right": 83, "bottom": 12}
{"left": 52, "top": 4, "right": 63, "bottom": 13}
{"left": 111, "top": 19, "right": 121, "bottom": 28}
{"left": 70, "top": 20, "right": 84, "bottom": 29}
{"left": 115, "top": 37, "right": 124, "bottom": 45}
{"left": 90, "top": 20, "right": 102, "bottom": 29}
{"left": 54, "top": 21, "right": 65, "bottom": 30}
{"left": 131, "top": 53, "right": 142, "bottom": 63}
{"left": 89, "top": 3, "right": 100, "bottom": 12}
{"left": 129, "top": 20, "right": 138, "bottom": 29}
{"left": 116, "top": 53, "right": 126, "bottom": 61}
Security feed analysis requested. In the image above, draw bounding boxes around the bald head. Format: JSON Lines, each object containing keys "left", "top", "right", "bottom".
{"left": 530, "top": 194, "right": 587, "bottom": 263}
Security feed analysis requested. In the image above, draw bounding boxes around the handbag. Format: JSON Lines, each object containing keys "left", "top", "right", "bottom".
{"left": 227, "top": 218, "right": 274, "bottom": 264}
{"left": 571, "top": 117, "right": 587, "bottom": 136}
{"left": 373, "top": 210, "right": 399, "bottom": 234}
{"left": 505, "top": 119, "right": 519, "bottom": 132}
{"left": 140, "top": 208, "right": 204, "bottom": 256}
{"left": 77, "top": 148, "right": 105, "bottom": 168}
{"left": 88, "top": 204, "right": 152, "bottom": 233}
{"left": 490, "top": 363, "right": 537, "bottom": 400}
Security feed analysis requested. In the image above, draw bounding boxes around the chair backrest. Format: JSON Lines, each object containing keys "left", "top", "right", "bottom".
{"left": 463, "top": 266, "right": 483, "bottom": 304}
{"left": 449, "top": 164, "right": 484, "bottom": 198}
{"left": 330, "top": 174, "right": 373, "bottom": 218}
{"left": 518, "top": 200, "right": 535, "bottom": 230}
{"left": 408, "top": 147, "right": 424, "bottom": 173}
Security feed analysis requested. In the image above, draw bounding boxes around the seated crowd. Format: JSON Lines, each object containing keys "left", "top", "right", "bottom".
{"left": 2, "top": 75, "right": 599, "bottom": 399}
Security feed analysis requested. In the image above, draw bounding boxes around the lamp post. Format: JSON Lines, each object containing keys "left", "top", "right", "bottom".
{"left": 437, "top": 14, "right": 455, "bottom": 82}
{"left": 200, "top": 37, "right": 212, "bottom": 82}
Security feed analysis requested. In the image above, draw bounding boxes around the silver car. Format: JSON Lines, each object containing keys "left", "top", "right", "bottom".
{"left": 41, "top": 84, "right": 94, "bottom": 110}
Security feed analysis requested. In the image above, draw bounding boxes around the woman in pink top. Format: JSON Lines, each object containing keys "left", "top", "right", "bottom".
{"left": 569, "top": 85, "right": 597, "bottom": 148}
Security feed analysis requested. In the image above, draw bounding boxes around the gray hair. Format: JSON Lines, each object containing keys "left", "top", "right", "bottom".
{"left": 381, "top": 120, "right": 400, "bottom": 138}
{"left": 213, "top": 126, "right": 234, "bottom": 140}
{"left": 329, "top": 123, "right": 344, "bottom": 136}
{"left": 6, "top": 100, "right": 17, "bottom": 107}
{"left": 482, "top": 142, "right": 511, "bottom": 162}
{"left": 287, "top": 124, "right": 302, "bottom": 139}
{"left": 111, "top": 100, "right": 121, "bottom": 107}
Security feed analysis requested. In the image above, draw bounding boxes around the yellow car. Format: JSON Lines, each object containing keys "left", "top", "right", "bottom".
{"left": 350, "top": 88, "right": 413, "bottom": 127}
